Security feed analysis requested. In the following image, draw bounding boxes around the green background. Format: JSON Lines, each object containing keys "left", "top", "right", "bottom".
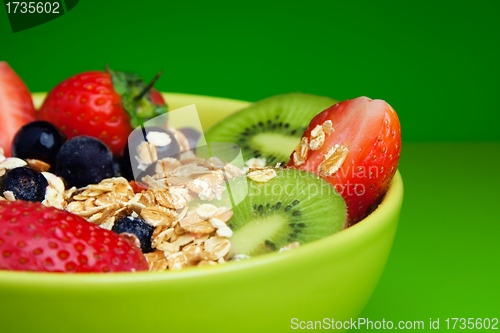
{"left": 1, "top": 0, "right": 500, "bottom": 142}
{"left": 1, "top": 0, "right": 499, "bottom": 330}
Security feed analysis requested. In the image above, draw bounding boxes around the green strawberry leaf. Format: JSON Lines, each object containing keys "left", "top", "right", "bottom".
{"left": 107, "top": 67, "right": 168, "bottom": 129}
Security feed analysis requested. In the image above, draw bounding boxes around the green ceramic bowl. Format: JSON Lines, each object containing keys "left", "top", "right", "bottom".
{"left": 0, "top": 93, "right": 404, "bottom": 333}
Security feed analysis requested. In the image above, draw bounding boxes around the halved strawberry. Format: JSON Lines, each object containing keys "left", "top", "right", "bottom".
{"left": 0, "top": 62, "right": 36, "bottom": 156}
{"left": 287, "top": 96, "right": 401, "bottom": 225}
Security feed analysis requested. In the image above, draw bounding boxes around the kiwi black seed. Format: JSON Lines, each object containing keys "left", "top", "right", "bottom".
{"left": 225, "top": 169, "right": 346, "bottom": 258}
{"left": 204, "top": 93, "right": 337, "bottom": 166}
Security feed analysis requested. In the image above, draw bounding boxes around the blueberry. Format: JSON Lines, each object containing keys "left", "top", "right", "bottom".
{"left": 119, "top": 127, "right": 181, "bottom": 181}
{"left": 1, "top": 167, "right": 48, "bottom": 202}
{"left": 112, "top": 216, "right": 154, "bottom": 253}
{"left": 178, "top": 127, "right": 201, "bottom": 150}
{"left": 128, "top": 127, "right": 180, "bottom": 158}
{"left": 11, "top": 121, "right": 66, "bottom": 166}
{"left": 143, "top": 127, "right": 181, "bottom": 159}
{"left": 113, "top": 150, "right": 134, "bottom": 181}
{"left": 114, "top": 148, "right": 157, "bottom": 183}
{"left": 55, "top": 136, "right": 114, "bottom": 188}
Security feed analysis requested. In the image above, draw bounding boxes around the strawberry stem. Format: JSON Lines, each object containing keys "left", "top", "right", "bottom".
{"left": 133, "top": 70, "right": 163, "bottom": 102}
{"left": 107, "top": 66, "right": 168, "bottom": 129}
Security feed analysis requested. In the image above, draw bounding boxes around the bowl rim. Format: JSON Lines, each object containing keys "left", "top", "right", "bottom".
{"left": 0, "top": 93, "right": 404, "bottom": 285}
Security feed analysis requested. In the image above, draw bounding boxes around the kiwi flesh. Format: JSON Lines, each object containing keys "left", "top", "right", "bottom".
{"left": 225, "top": 168, "right": 346, "bottom": 258}
{"left": 204, "top": 93, "right": 337, "bottom": 166}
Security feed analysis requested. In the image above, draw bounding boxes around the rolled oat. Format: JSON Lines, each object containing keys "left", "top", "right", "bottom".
{"left": 247, "top": 168, "right": 277, "bottom": 183}
{"left": 317, "top": 144, "right": 349, "bottom": 176}
{"left": 35, "top": 150, "right": 239, "bottom": 272}
{"left": 309, "top": 125, "right": 325, "bottom": 150}
{"left": 292, "top": 137, "right": 309, "bottom": 166}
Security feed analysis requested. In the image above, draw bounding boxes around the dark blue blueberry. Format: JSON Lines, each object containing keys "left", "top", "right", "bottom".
{"left": 1, "top": 167, "right": 48, "bottom": 202}
{"left": 11, "top": 121, "right": 66, "bottom": 166}
{"left": 177, "top": 127, "right": 201, "bottom": 151}
{"left": 113, "top": 147, "right": 134, "bottom": 181}
{"left": 143, "top": 127, "right": 181, "bottom": 159}
{"left": 120, "top": 127, "right": 181, "bottom": 182}
{"left": 114, "top": 144, "right": 158, "bottom": 182}
{"left": 112, "top": 216, "right": 154, "bottom": 253}
{"left": 55, "top": 136, "right": 114, "bottom": 188}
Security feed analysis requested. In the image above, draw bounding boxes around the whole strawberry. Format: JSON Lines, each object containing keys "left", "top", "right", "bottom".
{"left": 37, "top": 68, "right": 167, "bottom": 155}
{"left": 288, "top": 96, "right": 401, "bottom": 225}
{"left": 0, "top": 201, "right": 148, "bottom": 273}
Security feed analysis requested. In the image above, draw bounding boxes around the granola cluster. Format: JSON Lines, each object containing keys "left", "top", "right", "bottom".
{"left": 0, "top": 143, "right": 244, "bottom": 272}
{"left": 0, "top": 142, "right": 300, "bottom": 272}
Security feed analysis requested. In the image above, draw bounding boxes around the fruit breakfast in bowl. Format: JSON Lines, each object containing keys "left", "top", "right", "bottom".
{"left": 0, "top": 61, "right": 403, "bottom": 332}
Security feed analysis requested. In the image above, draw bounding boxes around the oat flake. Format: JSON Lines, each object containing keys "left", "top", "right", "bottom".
{"left": 146, "top": 131, "right": 172, "bottom": 147}
{"left": 247, "top": 168, "right": 277, "bottom": 183}
{"left": 317, "top": 144, "right": 349, "bottom": 176}
{"left": 322, "top": 120, "right": 334, "bottom": 134}
{"left": 309, "top": 125, "right": 325, "bottom": 151}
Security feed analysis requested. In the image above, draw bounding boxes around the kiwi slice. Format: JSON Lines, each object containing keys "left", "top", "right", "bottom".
{"left": 226, "top": 169, "right": 346, "bottom": 258}
{"left": 204, "top": 93, "right": 337, "bottom": 166}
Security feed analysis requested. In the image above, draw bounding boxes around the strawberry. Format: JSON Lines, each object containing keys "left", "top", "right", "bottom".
{"left": 148, "top": 89, "right": 166, "bottom": 105}
{"left": 0, "top": 62, "right": 36, "bottom": 157}
{"left": 37, "top": 68, "right": 167, "bottom": 155}
{"left": 0, "top": 201, "right": 148, "bottom": 273}
{"left": 287, "top": 96, "right": 401, "bottom": 225}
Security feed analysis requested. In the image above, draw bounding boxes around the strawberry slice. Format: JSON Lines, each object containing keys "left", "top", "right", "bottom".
{"left": 0, "top": 62, "right": 36, "bottom": 156}
{"left": 287, "top": 96, "right": 401, "bottom": 225}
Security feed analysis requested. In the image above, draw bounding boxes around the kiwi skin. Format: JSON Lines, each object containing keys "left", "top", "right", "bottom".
{"left": 226, "top": 168, "right": 346, "bottom": 258}
{"left": 204, "top": 93, "right": 337, "bottom": 166}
